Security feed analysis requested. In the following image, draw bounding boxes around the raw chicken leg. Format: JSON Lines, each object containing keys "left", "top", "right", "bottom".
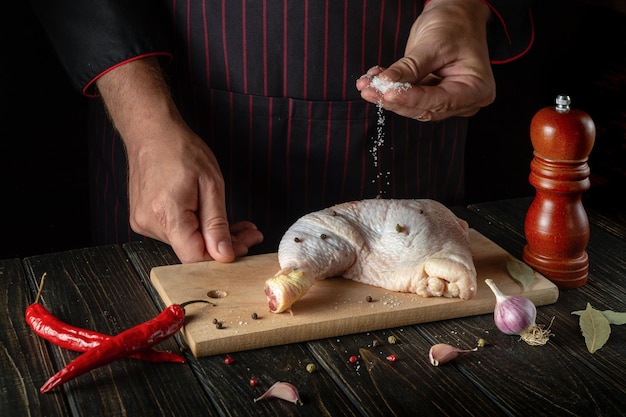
{"left": 264, "top": 199, "right": 477, "bottom": 313}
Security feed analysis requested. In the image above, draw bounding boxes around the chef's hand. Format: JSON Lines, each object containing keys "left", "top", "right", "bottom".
{"left": 356, "top": 0, "right": 495, "bottom": 122}
{"left": 126, "top": 125, "right": 263, "bottom": 264}
{"left": 96, "top": 57, "right": 263, "bottom": 263}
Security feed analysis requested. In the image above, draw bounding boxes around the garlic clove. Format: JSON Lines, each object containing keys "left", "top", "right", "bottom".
{"left": 428, "top": 343, "right": 477, "bottom": 366}
{"left": 254, "top": 381, "right": 303, "bottom": 405}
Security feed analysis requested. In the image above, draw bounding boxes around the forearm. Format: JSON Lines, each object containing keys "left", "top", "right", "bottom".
{"left": 423, "top": 0, "right": 491, "bottom": 22}
{"left": 95, "top": 58, "right": 185, "bottom": 157}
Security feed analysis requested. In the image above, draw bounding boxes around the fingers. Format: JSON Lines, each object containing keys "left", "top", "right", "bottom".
{"left": 357, "top": 0, "right": 495, "bottom": 122}
{"left": 358, "top": 64, "right": 494, "bottom": 122}
{"left": 159, "top": 208, "right": 264, "bottom": 263}
{"left": 230, "top": 221, "right": 264, "bottom": 249}
{"left": 230, "top": 222, "right": 264, "bottom": 258}
{"left": 196, "top": 176, "right": 236, "bottom": 263}
{"left": 167, "top": 211, "right": 213, "bottom": 263}
{"left": 196, "top": 186, "right": 263, "bottom": 262}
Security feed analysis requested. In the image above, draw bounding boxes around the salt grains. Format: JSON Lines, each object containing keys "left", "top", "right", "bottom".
{"left": 363, "top": 74, "right": 411, "bottom": 193}
{"left": 368, "top": 75, "right": 412, "bottom": 95}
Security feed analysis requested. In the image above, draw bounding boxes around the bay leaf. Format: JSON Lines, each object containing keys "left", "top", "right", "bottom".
{"left": 572, "top": 309, "right": 626, "bottom": 325}
{"left": 506, "top": 258, "right": 535, "bottom": 289}
{"left": 598, "top": 310, "right": 626, "bottom": 325}
{"left": 579, "top": 303, "right": 611, "bottom": 353}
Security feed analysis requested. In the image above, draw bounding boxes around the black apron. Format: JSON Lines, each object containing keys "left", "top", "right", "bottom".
{"left": 88, "top": 1, "right": 467, "bottom": 252}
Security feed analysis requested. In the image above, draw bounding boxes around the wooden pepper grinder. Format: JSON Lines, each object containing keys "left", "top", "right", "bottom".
{"left": 523, "top": 95, "right": 595, "bottom": 289}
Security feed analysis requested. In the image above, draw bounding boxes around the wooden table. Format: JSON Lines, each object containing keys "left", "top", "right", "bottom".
{"left": 2, "top": 198, "right": 625, "bottom": 417}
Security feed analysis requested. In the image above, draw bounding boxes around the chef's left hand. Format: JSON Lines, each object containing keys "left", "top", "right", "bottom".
{"left": 356, "top": 0, "right": 495, "bottom": 122}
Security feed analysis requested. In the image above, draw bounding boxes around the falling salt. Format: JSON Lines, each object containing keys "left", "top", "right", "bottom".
{"left": 365, "top": 75, "right": 411, "bottom": 193}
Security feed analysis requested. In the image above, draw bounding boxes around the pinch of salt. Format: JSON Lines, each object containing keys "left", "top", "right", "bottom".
{"left": 369, "top": 76, "right": 412, "bottom": 95}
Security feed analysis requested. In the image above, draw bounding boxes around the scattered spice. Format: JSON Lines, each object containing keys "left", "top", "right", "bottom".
{"left": 251, "top": 312, "right": 258, "bottom": 320}
{"left": 365, "top": 295, "right": 373, "bottom": 303}
{"left": 387, "top": 336, "right": 397, "bottom": 344}
{"left": 224, "top": 356, "right": 234, "bottom": 365}
{"left": 395, "top": 224, "right": 404, "bottom": 233}
{"left": 348, "top": 355, "right": 358, "bottom": 363}
{"left": 477, "top": 338, "right": 487, "bottom": 348}
{"left": 249, "top": 377, "right": 258, "bottom": 387}
{"left": 215, "top": 322, "right": 223, "bottom": 329}
{"left": 386, "top": 354, "right": 398, "bottom": 363}
{"left": 320, "top": 233, "right": 328, "bottom": 240}
{"left": 294, "top": 237, "right": 302, "bottom": 243}
{"left": 372, "top": 340, "right": 379, "bottom": 347}
{"left": 306, "top": 363, "right": 317, "bottom": 373}
{"left": 212, "top": 318, "right": 218, "bottom": 324}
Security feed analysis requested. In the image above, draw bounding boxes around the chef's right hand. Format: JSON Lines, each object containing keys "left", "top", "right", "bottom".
{"left": 356, "top": 0, "right": 495, "bottom": 122}
{"left": 96, "top": 57, "right": 263, "bottom": 263}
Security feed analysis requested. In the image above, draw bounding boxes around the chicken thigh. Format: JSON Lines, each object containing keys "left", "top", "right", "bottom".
{"left": 264, "top": 199, "right": 477, "bottom": 313}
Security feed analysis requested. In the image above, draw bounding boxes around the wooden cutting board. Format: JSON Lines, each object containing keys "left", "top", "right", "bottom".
{"left": 150, "top": 229, "right": 559, "bottom": 357}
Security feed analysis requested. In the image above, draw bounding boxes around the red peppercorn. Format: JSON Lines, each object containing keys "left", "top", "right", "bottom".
{"left": 249, "top": 377, "right": 258, "bottom": 387}
{"left": 224, "top": 356, "right": 234, "bottom": 365}
{"left": 386, "top": 354, "right": 398, "bottom": 363}
{"left": 349, "top": 355, "right": 358, "bottom": 363}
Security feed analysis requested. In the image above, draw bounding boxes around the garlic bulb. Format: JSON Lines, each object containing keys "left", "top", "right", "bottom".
{"left": 485, "top": 279, "right": 552, "bottom": 346}
{"left": 485, "top": 279, "right": 536, "bottom": 335}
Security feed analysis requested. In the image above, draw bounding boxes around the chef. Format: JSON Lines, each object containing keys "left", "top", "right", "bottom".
{"left": 28, "top": 0, "right": 533, "bottom": 263}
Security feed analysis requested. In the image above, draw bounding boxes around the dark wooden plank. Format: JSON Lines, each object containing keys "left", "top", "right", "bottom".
{"left": 0, "top": 258, "right": 69, "bottom": 417}
{"left": 306, "top": 327, "right": 503, "bottom": 417}
{"left": 21, "top": 245, "right": 218, "bottom": 417}
{"left": 414, "top": 313, "right": 626, "bottom": 416}
{"left": 450, "top": 199, "right": 626, "bottom": 415}
{"left": 124, "top": 239, "right": 363, "bottom": 416}
{"left": 586, "top": 207, "right": 626, "bottom": 240}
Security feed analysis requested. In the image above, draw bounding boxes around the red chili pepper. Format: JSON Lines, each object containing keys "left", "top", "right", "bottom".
{"left": 25, "top": 303, "right": 185, "bottom": 364}
{"left": 40, "top": 304, "right": 186, "bottom": 393}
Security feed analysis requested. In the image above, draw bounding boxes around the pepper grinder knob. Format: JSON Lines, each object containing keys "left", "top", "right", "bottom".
{"left": 523, "top": 95, "right": 596, "bottom": 289}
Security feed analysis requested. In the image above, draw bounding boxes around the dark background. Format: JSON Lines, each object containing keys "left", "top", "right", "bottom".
{"left": 2, "top": 0, "right": 624, "bottom": 259}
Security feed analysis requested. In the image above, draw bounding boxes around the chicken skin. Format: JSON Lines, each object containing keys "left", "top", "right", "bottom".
{"left": 265, "top": 199, "right": 477, "bottom": 313}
